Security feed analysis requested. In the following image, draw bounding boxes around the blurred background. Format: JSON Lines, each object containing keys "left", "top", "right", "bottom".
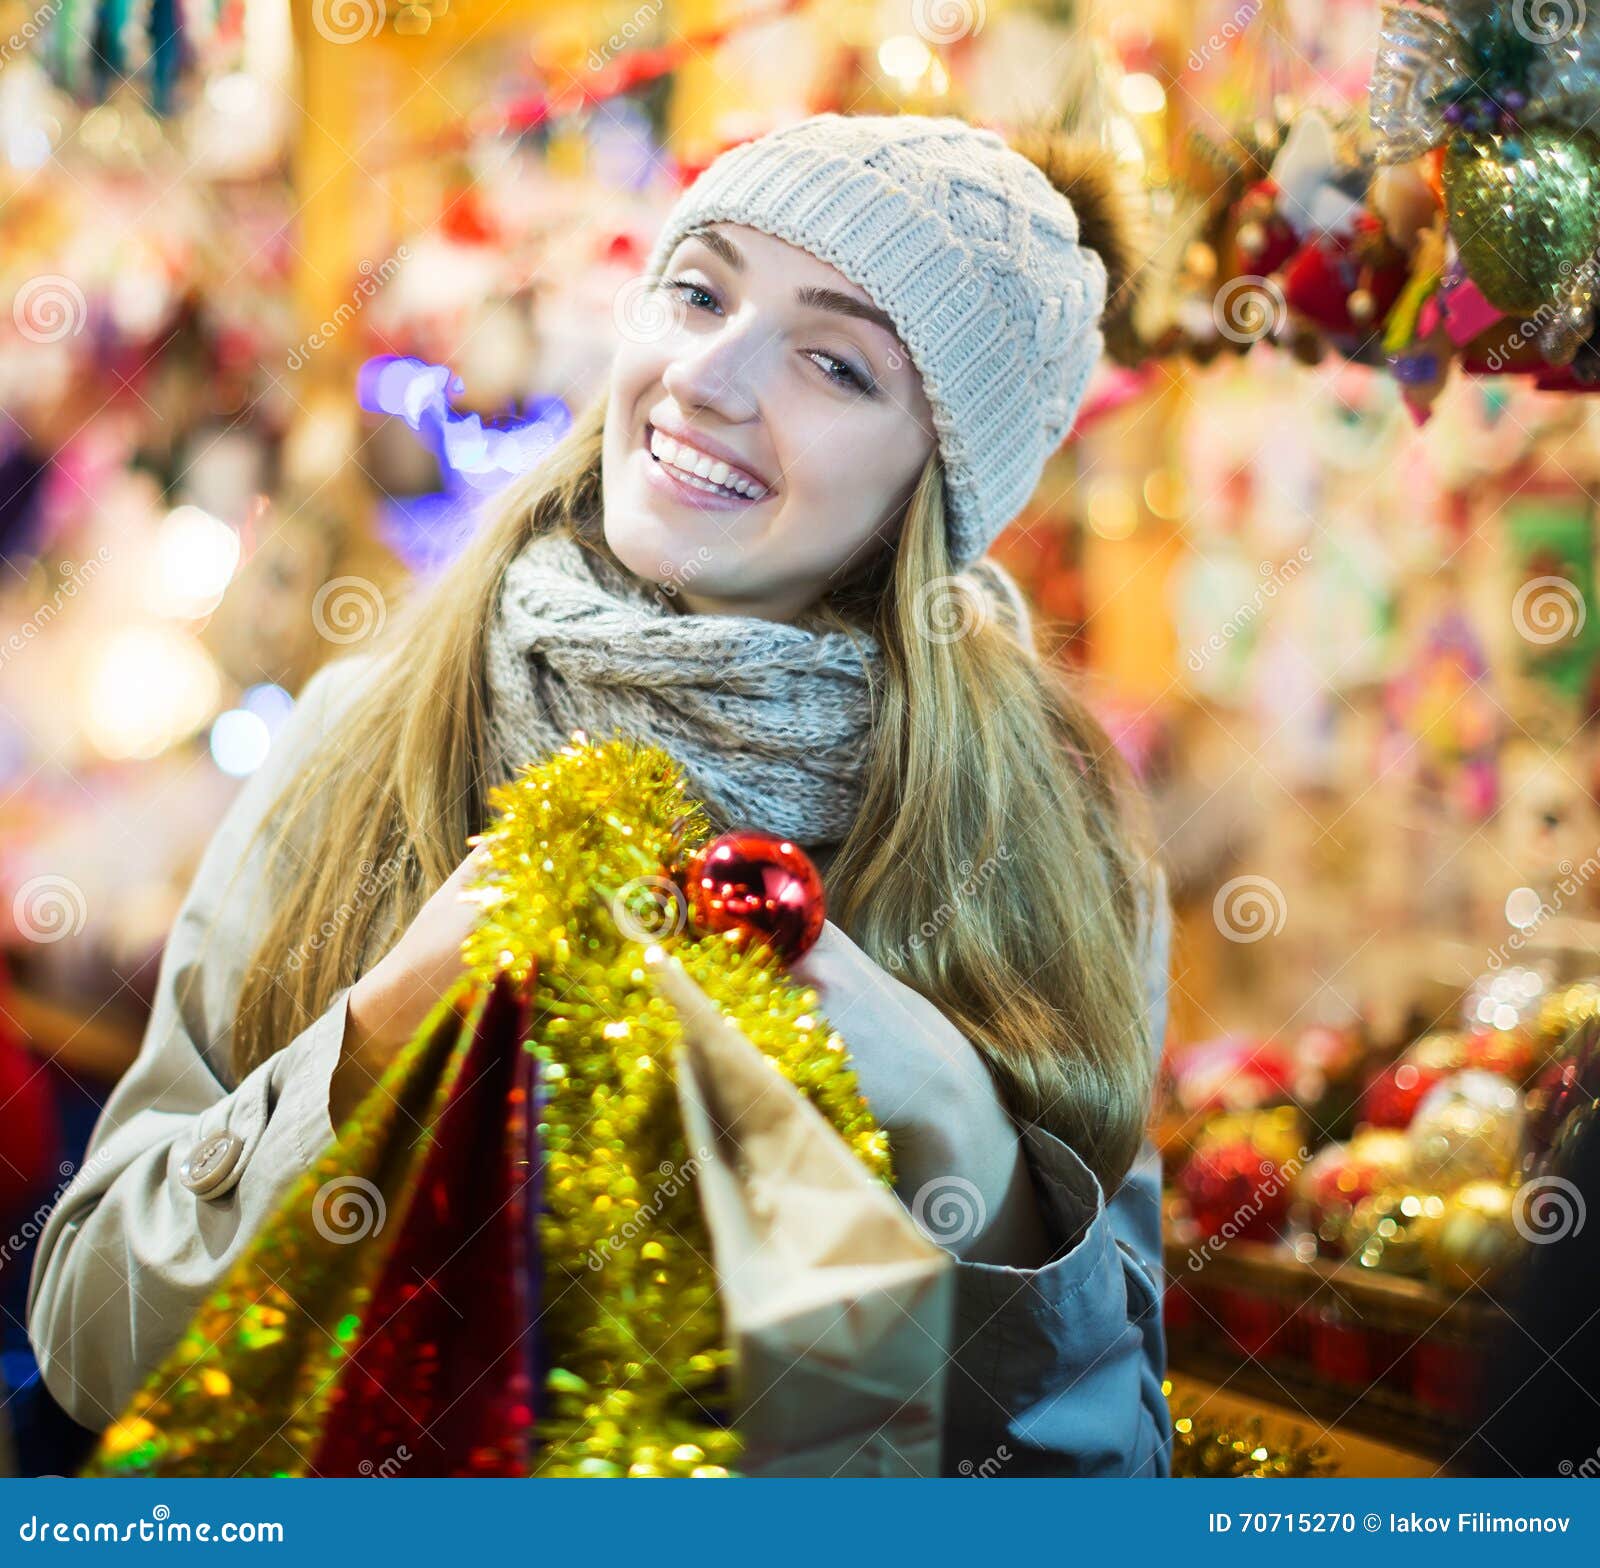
{"left": 3, "top": 0, "right": 1600, "bottom": 1479}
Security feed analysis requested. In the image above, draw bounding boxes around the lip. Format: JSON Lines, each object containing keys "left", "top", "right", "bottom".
{"left": 645, "top": 418, "right": 774, "bottom": 494}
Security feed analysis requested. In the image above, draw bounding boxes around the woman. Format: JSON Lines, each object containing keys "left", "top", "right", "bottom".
{"left": 28, "top": 112, "right": 1172, "bottom": 1476}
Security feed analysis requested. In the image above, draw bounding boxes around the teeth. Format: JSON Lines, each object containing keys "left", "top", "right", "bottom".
{"left": 648, "top": 427, "right": 767, "bottom": 499}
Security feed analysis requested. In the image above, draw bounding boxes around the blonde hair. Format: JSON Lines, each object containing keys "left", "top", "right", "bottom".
{"left": 232, "top": 388, "right": 1161, "bottom": 1191}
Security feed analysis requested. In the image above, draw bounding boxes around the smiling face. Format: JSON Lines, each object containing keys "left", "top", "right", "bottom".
{"left": 600, "top": 223, "right": 939, "bottom": 622}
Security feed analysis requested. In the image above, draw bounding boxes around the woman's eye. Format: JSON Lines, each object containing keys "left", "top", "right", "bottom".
{"left": 807, "top": 351, "right": 872, "bottom": 393}
{"left": 661, "top": 277, "right": 719, "bottom": 313}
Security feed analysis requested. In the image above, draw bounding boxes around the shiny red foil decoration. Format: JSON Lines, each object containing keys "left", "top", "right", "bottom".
{"left": 678, "top": 829, "right": 826, "bottom": 962}
{"left": 312, "top": 972, "right": 539, "bottom": 1477}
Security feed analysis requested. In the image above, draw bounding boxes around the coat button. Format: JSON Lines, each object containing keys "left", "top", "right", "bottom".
{"left": 179, "top": 1130, "right": 244, "bottom": 1197}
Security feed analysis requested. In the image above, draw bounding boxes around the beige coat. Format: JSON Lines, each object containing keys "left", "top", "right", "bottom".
{"left": 26, "top": 652, "right": 1173, "bottom": 1475}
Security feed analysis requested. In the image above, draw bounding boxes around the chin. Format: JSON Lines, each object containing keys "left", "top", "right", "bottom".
{"left": 603, "top": 504, "right": 703, "bottom": 595}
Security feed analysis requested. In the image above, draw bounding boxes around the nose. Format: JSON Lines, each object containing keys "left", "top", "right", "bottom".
{"left": 661, "top": 314, "right": 763, "bottom": 423}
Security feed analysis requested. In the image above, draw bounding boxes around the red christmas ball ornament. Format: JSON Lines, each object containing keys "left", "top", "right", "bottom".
{"left": 678, "top": 830, "right": 826, "bottom": 962}
{"left": 1177, "top": 1140, "right": 1291, "bottom": 1243}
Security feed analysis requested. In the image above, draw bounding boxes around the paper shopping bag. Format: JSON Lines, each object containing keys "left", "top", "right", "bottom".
{"left": 653, "top": 953, "right": 954, "bottom": 1478}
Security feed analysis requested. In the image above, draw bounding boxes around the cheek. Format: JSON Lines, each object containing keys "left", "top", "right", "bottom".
{"left": 779, "top": 418, "right": 922, "bottom": 538}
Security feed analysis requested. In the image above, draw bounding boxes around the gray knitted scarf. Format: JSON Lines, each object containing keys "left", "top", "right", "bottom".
{"left": 483, "top": 529, "right": 884, "bottom": 846}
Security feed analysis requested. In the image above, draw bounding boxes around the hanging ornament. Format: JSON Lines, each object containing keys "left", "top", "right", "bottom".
{"left": 1443, "top": 129, "right": 1600, "bottom": 314}
{"left": 677, "top": 830, "right": 827, "bottom": 962}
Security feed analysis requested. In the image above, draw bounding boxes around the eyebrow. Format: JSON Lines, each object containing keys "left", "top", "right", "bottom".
{"left": 678, "top": 225, "right": 904, "bottom": 346}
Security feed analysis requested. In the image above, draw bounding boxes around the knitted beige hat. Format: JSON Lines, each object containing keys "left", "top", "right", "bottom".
{"left": 645, "top": 113, "right": 1113, "bottom": 569}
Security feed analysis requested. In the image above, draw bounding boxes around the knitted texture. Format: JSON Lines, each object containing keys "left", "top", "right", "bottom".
{"left": 644, "top": 113, "right": 1109, "bottom": 569}
{"left": 483, "top": 529, "right": 884, "bottom": 846}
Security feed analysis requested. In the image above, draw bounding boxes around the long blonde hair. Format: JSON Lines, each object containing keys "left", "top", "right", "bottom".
{"left": 231, "top": 384, "right": 1161, "bottom": 1190}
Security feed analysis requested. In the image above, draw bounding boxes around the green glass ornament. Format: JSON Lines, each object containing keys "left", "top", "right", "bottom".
{"left": 1443, "top": 128, "right": 1600, "bottom": 314}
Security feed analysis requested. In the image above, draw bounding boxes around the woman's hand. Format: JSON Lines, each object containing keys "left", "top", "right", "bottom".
{"left": 786, "top": 920, "right": 1052, "bottom": 1267}
{"left": 331, "top": 847, "right": 487, "bottom": 1127}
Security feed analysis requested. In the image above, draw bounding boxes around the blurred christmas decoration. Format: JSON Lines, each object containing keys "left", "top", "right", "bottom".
{"left": 1166, "top": 1384, "right": 1336, "bottom": 1477}
{"left": 1344, "top": 1187, "right": 1446, "bottom": 1275}
{"left": 1359, "top": 1031, "right": 1465, "bottom": 1128}
{"left": 82, "top": 735, "right": 889, "bottom": 1477}
{"left": 677, "top": 829, "right": 827, "bottom": 963}
{"left": 1407, "top": 1069, "right": 1522, "bottom": 1191}
{"left": 1422, "top": 1177, "right": 1523, "bottom": 1292}
{"left": 1114, "top": 8, "right": 1600, "bottom": 418}
{"left": 39, "top": 0, "right": 231, "bottom": 116}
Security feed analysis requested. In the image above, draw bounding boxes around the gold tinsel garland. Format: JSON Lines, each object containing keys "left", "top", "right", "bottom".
{"left": 459, "top": 734, "right": 891, "bottom": 1476}
{"left": 1165, "top": 1383, "right": 1336, "bottom": 1478}
{"left": 84, "top": 733, "right": 889, "bottom": 1479}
